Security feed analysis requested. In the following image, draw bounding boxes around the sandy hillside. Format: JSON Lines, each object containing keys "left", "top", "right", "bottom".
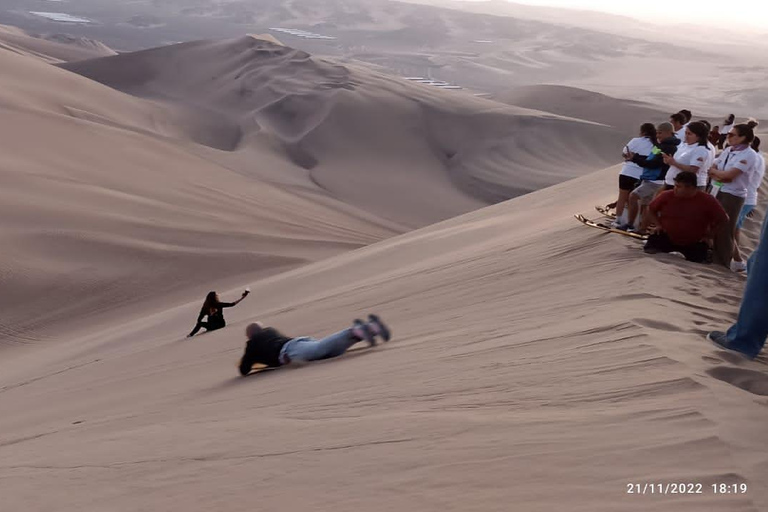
{"left": 0, "top": 161, "right": 766, "bottom": 511}
{"left": 0, "top": 30, "right": 638, "bottom": 347}
{"left": 0, "top": 38, "right": 402, "bottom": 347}
{"left": 494, "top": 84, "right": 672, "bottom": 136}
{"left": 0, "top": 24, "right": 114, "bottom": 62}
{"left": 61, "top": 36, "right": 631, "bottom": 216}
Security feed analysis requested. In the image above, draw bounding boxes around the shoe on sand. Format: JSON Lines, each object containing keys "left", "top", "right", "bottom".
{"left": 706, "top": 331, "right": 754, "bottom": 359}
{"left": 354, "top": 318, "right": 376, "bottom": 346}
{"left": 368, "top": 314, "right": 391, "bottom": 342}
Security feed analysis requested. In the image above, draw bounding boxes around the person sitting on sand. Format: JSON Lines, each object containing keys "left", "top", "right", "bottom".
{"left": 644, "top": 171, "right": 728, "bottom": 263}
{"left": 238, "top": 314, "right": 391, "bottom": 376}
{"left": 620, "top": 122, "right": 681, "bottom": 233}
{"left": 187, "top": 289, "right": 249, "bottom": 337}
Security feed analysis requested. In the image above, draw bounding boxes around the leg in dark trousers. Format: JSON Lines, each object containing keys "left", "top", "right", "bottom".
{"left": 714, "top": 192, "right": 744, "bottom": 268}
{"left": 644, "top": 232, "right": 675, "bottom": 254}
{"left": 679, "top": 241, "right": 710, "bottom": 263}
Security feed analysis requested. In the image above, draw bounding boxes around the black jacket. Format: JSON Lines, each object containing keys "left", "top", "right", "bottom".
{"left": 245, "top": 327, "right": 292, "bottom": 367}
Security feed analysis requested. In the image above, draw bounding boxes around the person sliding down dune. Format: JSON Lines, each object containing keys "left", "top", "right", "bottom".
{"left": 238, "top": 314, "right": 391, "bottom": 376}
{"left": 188, "top": 289, "right": 249, "bottom": 337}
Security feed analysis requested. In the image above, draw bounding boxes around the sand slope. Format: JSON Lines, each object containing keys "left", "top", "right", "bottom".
{"left": 0, "top": 24, "right": 115, "bottom": 62}
{"left": 0, "top": 44, "right": 401, "bottom": 345}
{"left": 0, "top": 163, "right": 765, "bottom": 511}
{"left": 494, "top": 84, "right": 671, "bottom": 136}
{"left": 61, "top": 36, "right": 628, "bottom": 221}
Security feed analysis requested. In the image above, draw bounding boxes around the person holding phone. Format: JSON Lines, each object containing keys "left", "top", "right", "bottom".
{"left": 187, "top": 289, "right": 250, "bottom": 337}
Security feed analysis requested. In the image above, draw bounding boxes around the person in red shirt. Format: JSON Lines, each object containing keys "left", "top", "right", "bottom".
{"left": 645, "top": 171, "right": 728, "bottom": 263}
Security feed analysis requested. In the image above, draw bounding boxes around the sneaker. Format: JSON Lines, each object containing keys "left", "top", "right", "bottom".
{"left": 353, "top": 318, "right": 376, "bottom": 346}
{"left": 367, "top": 314, "right": 391, "bottom": 342}
{"left": 616, "top": 223, "right": 634, "bottom": 231}
{"left": 706, "top": 331, "right": 754, "bottom": 359}
{"left": 730, "top": 260, "right": 747, "bottom": 272}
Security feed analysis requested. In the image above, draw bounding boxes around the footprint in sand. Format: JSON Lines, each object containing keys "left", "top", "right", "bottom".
{"left": 632, "top": 318, "right": 684, "bottom": 332}
{"left": 707, "top": 366, "right": 768, "bottom": 396}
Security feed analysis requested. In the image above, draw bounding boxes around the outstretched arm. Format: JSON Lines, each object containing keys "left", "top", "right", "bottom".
{"left": 220, "top": 290, "right": 250, "bottom": 308}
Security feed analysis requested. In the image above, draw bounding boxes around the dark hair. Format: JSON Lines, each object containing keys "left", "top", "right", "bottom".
{"left": 670, "top": 113, "right": 686, "bottom": 125}
{"left": 640, "top": 122, "right": 658, "bottom": 145}
{"left": 731, "top": 124, "right": 755, "bottom": 144}
{"left": 686, "top": 121, "right": 709, "bottom": 146}
{"left": 202, "top": 291, "right": 219, "bottom": 312}
{"left": 747, "top": 118, "right": 759, "bottom": 129}
{"left": 679, "top": 109, "right": 692, "bottom": 122}
{"left": 697, "top": 119, "right": 711, "bottom": 131}
{"left": 753, "top": 136, "right": 761, "bottom": 151}
{"left": 725, "top": 114, "right": 735, "bottom": 124}
{"left": 674, "top": 171, "right": 698, "bottom": 187}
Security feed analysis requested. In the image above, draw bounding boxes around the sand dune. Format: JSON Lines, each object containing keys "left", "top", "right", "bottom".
{"left": 61, "top": 36, "right": 628, "bottom": 220}
{"left": 494, "top": 84, "right": 671, "bottom": 136}
{"left": 0, "top": 161, "right": 765, "bottom": 511}
{"left": 0, "top": 24, "right": 114, "bottom": 62}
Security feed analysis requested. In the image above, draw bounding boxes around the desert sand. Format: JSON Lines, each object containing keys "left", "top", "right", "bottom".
{"left": 0, "top": 20, "right": 767, "bottom": 512}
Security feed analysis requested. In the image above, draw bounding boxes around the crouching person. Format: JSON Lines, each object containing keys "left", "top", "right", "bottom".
{"left": 238, "top": 315, "right": 391, "bottom": 376}
{"left": 644, "top": 171, "right": 728, "bottom": 263}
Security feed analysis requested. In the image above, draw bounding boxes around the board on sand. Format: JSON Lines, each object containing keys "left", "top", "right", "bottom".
{"left": 595, "top": 205, "right": 617, "bottom": 219}
{"left": 242, "top": 344, "right": 373, "bottom": 376}
{"left": 574, "top": 214, "right": 649, "bottom": 241}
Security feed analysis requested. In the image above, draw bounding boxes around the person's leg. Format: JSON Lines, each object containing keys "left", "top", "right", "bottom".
{"left": 713, "top": 192, "right": 744, "bottom": 268}
{"left": 716, "top": 214, "right": 768, "bottom": 358}
{"left": 283, "top": 329, "right": 360, "bottom": 362}
{"left": 644, "top": 232, "right": 674, "bottom": 254}
{"left": 625, "top": 192, "right": 640, "bottom": 229}
{"left": 732, "top": 205, "right": 754, "bottom": 263}
{"left": 680, "top": 241, "right": 709, "bottom": 263}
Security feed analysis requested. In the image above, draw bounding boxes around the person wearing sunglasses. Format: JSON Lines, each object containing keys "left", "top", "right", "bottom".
{"left": 708, "top": 124, "right": 760, "bottom": 268}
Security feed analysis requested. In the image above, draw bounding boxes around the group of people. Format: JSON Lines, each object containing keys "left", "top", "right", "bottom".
{"left": 186, "top": 289, "right": 391, "bottom": 376}
{"left": 611, "top": 110, "right": 764, "bottom": 271}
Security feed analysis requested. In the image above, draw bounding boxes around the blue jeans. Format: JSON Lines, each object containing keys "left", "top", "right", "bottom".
{"left": 279, "top": 329, "right": 358, "bottom": 364}
{"left": 726, "top": 213, "right": 768, "bottom": 357}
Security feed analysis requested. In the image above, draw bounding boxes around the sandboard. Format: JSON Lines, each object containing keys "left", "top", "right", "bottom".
{"left": 574, "top": 214, "right": 649, "bottom": 241}
{"left": 595, "top": 205, "right": 617, "bottom": 219}
{"left": 242, "top": 344, "right": 374, "bottom": 376}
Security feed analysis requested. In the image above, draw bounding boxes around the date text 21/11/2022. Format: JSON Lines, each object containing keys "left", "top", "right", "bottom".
{"left": 627, "top": 483, "right": 747, "bottom": 494}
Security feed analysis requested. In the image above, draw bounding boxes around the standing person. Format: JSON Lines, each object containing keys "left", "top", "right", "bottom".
{"left": 644, "top": 171, "right": 728, "bottom": 263}
{"left": 731, "top": 137, "right": 765, "bottom": 271}
{"left": 719, "top": 114, "right": 735, "bottom": 149}
{"left": 708, "top": 124, "right": 759, "bottom": 268}
{"left": 620, "top": 122, "right": 681, "bottom": 232}
{"left": 670, "top": 112, "right": 687, "bottom": 142}
{"left": 707, "top": 210, "right": 768, "bottom": 359}
{"left": 612, "top": 123, "right": 656, "bottom": 227}
{"left": 709, "top": 126, "right": 721, "bottom": 147}
{"left": 188, "top": 289, "right": 250, "bottom": 337}
{"left": 238, "top": 314, "right": 391, "bottom": 376}
{"left": 662, "top": 122, "right": 711, "bottom": 190}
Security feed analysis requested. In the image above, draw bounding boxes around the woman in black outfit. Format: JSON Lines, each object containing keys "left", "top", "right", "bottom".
{"left": 187, "top": 289, "right": 249, "bottom": 337}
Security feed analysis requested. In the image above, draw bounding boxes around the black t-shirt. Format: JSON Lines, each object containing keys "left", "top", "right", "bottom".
{"left": 246, "top": 327, "right": 292, "bottom": 367}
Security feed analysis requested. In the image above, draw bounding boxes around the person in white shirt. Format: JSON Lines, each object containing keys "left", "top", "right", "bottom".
{"left": 708, "top": 124, "right": 760, "bottom": 268}
{"left": 670, "top": 112, "right": 687, "bottom": 142}
{"left": 663, "top": 121, "right": 711, "bottom": 191}
{"left": 612, "top": 123, "right": 656, "bottom": 226}
{"left": 719, "top": 114, "right": 735, "bottom": 149}
{"left": 732, "top": 137, "right": 765, "bottom": 271}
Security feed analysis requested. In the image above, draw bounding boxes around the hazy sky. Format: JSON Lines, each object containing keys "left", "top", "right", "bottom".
{"left": 469, "top": 0, "right": 768, "bottom": 30}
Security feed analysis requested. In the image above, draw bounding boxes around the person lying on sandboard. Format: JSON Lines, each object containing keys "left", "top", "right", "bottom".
{"left": 238, "top": 314, "right": 391, "bottom": 376}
